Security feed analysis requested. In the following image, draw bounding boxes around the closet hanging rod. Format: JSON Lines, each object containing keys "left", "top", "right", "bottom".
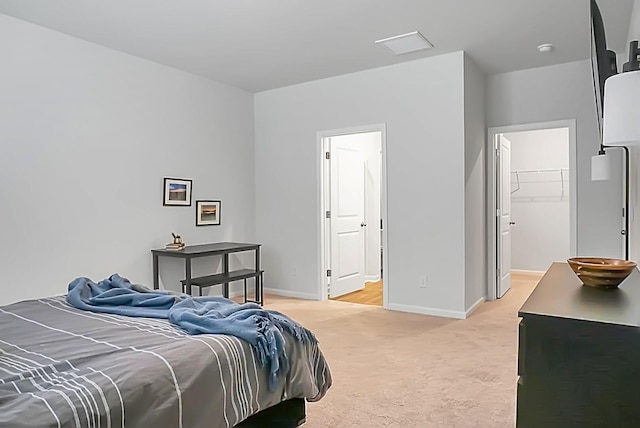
{"left": 511, "top": 168, "right": 569, "bottom": 174}
{"left": 510, "top": 168, "right": 569, "bottom": 195}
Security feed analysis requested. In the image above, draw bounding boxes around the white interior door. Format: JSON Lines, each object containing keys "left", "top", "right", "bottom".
{"left": 497, "top": 134, "right": 512, "bottom": 298}
{"left": 329, "top": 137, "right": 366, "bottom": 298}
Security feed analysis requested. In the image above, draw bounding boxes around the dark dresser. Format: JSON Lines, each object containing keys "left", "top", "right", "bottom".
{"left": 517, "top": 262, "right": 640, "bottom": 428}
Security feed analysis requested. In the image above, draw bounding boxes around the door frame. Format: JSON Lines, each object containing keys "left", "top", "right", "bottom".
{"left": 486, "top": 119, "right": 577, "bottom": 301}
{"left": 317, "top": 123, "right": 389, "bottom": 308}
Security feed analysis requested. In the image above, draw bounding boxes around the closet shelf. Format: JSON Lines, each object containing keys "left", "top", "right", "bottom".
{"left": 511, "top": 168, "right": 569, "bottom": 195}
{"left": 511, "top": 168, "right": 569, "bottom": 174}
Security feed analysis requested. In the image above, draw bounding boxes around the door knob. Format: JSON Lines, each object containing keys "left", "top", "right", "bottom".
{"left": 509, "top": 221, "right": 516, "bottom": 225}
{"left": 361, "top": 222, "right": 367, "bottom": 227}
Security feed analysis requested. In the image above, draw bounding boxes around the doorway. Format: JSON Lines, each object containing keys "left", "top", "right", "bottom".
{"left": 487, "top": 120, "right": 577, "bottom": 300}
{"left": 318, "top": 124, "right": 388, "bottom": 308}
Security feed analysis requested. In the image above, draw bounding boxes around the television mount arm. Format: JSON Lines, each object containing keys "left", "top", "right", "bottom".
{"left": 623, "top": 40, "right": 640, "bottom": 72}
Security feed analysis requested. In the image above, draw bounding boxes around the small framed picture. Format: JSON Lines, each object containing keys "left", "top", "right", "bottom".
{"left": 163, "top": 178, "right": 192, "bottom": 206}
{"left": 196, "top": 200, "right": 221, "bottom": 226}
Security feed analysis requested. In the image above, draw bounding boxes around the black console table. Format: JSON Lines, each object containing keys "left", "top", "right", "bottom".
{"left": 151, "top": 242, "right": 263, "bottom": 304}
{"left": 517, "top": 262, "right": 640, "bottom": 427}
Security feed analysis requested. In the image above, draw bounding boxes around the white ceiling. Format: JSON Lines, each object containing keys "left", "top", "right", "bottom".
{"left": 0, "top": 0, "right": 633, "bottom": 92}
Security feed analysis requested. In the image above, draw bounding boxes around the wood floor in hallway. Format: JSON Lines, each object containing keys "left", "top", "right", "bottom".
{"left": 331, "top": 279, "right": 382, "bottom": 306}
{"left": 510, "top": 270, "right": 545, "bottom": 291}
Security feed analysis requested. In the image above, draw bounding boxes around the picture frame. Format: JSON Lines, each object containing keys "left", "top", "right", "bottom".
{"left": 163, "top": 178, "right": 192, "bottom": 206}
{"left": 196, "top": 200, "right": 221, "bottom": 226}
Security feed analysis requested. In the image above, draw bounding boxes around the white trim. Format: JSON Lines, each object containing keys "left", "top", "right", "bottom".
{"left": 387, "top": 303, "right": 466, "bottom": 320}
{"left": 199, "top": 285, "right": 244, "bottom": 298}
{"left": 511, "top": 269, "right": 546, "bottom": 277}
{"left": 487, "top": 119, "right": 577, "bottom": 301}
{"left": 321, "top": 136, "right": 331, "bottom": 301}
{"left": 465, "top": 297, "right": 485, "bottom": 318}
{"left": 263, "top": 288, "right": 318, "bottom": 300}
{"left": 364, "top": 275, "right": 381, "bottom": 282}
{"left": 317, "top": 124, "right": 389, "bottom": 308}
{"left": 487, "top": 130, "right": 497, "bottom": 301}
{"left": 228, "top": 289, "right": 244, "bottom": 298}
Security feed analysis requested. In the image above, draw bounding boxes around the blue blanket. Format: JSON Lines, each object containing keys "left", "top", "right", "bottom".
{"left": 67, "top": 274, "right": 316, "bottom": 391}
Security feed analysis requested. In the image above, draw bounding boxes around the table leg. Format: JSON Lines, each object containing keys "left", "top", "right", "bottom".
{"left": 185, "top": 258, "right": 192, "bottom": 296}
{"left": 255, "top": 247, "right": 261, "bottom": 304}
{"left": 223, "top": 254, "right": 229, "bottom": 298}
{"left": 153, "top": 254, "right": 159, "bottom": 290}
{"left": 243, "top": 278, "right": 247, "bottom": 303}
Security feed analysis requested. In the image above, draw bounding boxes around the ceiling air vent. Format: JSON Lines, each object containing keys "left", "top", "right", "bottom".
{"left": 375, "top": 31, "right": 433, "bottom": 55}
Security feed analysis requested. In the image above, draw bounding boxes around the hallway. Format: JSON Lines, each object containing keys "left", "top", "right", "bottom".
{"left": 331, "top": 279, "right": 382, "bottom": 306}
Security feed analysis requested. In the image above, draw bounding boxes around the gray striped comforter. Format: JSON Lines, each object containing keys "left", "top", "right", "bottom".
{"left": 0, "top": 296, "right": 331, "bottom": 428}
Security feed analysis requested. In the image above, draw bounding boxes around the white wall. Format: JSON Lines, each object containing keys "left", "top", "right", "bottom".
{"left": 487, "top": 60, "right": 623, "bottom": 259}
{"left": 255, "top": 52, "right": 469, "bottom": 317}
{"left": 506, "top": 128, "right": 570, "bottom": 271}
{"left": 328, "top": 132, "right": 381, "bottom": 281}
{"left": 0, "top": 14, "right": 255, "bottom": 306}
{"left": 463, "top": 54, "right": 486, "bottom": 312}
{"left": 627, "top": 0, "right": 640, "bottom": 49}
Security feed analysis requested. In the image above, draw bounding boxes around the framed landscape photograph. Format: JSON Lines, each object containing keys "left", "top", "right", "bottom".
{"left": 163, "top": 177, "right": 192, "bottom": 206}
{"left": 196, "top": 200, "right": 221, "bottom": 226}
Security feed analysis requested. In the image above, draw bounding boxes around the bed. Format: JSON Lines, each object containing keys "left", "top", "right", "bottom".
{"left": 0, "top": 295, "right": 331, "bottom": 427}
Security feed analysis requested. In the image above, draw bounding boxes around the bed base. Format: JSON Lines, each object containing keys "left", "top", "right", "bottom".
{"left": 235, "top": 398, "right": 306, "bottom": 427}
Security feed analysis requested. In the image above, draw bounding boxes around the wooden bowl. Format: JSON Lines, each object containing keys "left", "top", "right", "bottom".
{"left": 567, "top": 257, "right": 637, "bottom": 288}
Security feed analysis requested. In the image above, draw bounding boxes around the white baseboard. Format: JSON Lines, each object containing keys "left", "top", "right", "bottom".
{"left": 386, "top": 303, "right": 466, "bottom": 319}
{"left": 465, "top": 297, "right": 485, "bottom": 317}
{"left": 512, "top": 269, "right": 546, "bottom": 277}
{"left": 198, "top": 285, "right": 245, "bottom": 298}
{"left": 228, "top": 289, "right": 244, "bottom": 298}
{"left": 364, "top": 275, "right": 381, "bottom": 282}
{"left": 263, "top": 288, "right": 318, "bottom": 300}
{"left": 199, "top": 285, "right": 316, "bottom": 301}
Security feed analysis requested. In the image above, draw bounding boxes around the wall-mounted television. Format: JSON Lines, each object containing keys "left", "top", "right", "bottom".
{"left": 590, "top": 0, "right": 618, "bottom": 139}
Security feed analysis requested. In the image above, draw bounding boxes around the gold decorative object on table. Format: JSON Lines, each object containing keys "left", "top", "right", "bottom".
{"left": 567, "top": 257, "right": 637, "bottom": 288}
{"left": 165, "top": 233, "right": 185, "bottom": 251}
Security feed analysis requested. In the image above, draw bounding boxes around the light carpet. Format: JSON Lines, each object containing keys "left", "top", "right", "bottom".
{"left": 263, "top": 273, "right": 540, "bottom": 427}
